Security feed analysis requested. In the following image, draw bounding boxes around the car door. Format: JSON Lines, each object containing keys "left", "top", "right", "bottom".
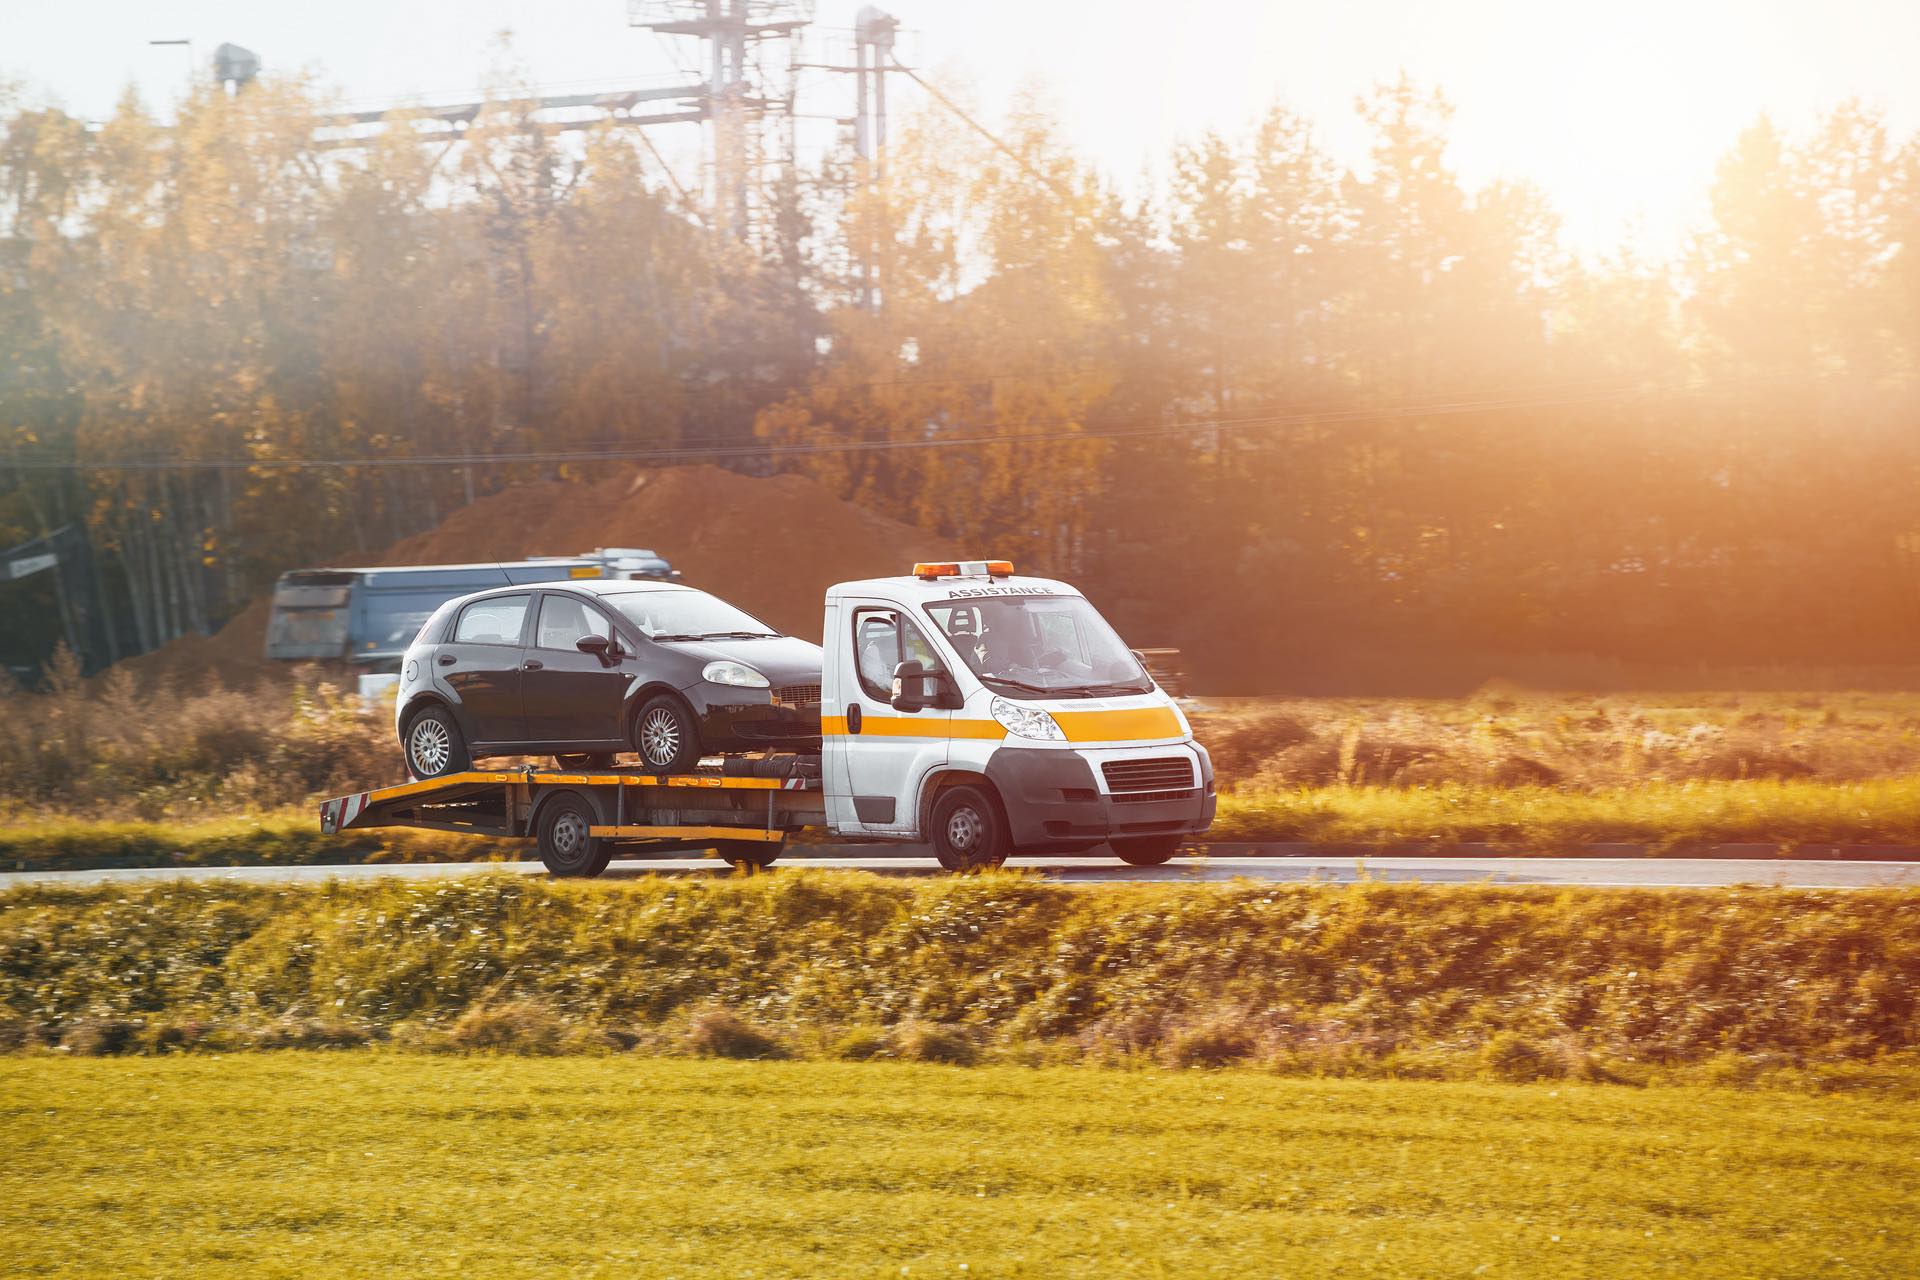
{"left": 519, "top": 592, "right": 629, "bottom": 747}
{"left": 836, "top": 604, "right": 954, "bottom": 833}
{"left": 439, "top": 594, "right": 533, "bottom": 746}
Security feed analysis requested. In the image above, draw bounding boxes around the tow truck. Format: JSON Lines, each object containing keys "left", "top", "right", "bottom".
{"left": 320, "top": 561, "right": 1215, "bottom": 874}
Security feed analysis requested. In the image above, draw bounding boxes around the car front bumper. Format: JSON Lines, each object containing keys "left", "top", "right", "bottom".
{"left": 692, "top": 688, "right": 823, "bottom": 750}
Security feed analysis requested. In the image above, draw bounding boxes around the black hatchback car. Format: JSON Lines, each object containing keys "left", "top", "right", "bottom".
{"left": 393, "top": 580, "right": 824, "bottom": 778}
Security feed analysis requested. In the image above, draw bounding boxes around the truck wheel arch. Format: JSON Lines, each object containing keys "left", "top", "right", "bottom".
{"left": 918, "top": 769, "right": 998, "bottom": 841}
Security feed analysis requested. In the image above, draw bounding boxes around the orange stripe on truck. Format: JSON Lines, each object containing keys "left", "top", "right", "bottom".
{"left": 821, "top": 714, "right": 1004, "bottom": 740}
{"left": 820, "top": 707, "right": 1180, "bottom": 742}
{"left": 1052, "top": 706, "right": 1184, "bottom": 742}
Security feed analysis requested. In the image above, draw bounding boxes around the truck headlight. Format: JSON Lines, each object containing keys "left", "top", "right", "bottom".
{"left": 991, "top": 697, "right": 1064, "bottom": 740}
{"left": 703, "top": 660, "right": 770, "bottom": 688}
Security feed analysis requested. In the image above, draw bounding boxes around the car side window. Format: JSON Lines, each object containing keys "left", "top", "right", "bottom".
{"left": 535, "top": 595, "right": 613, "bottom": 651}
{"left": 453, "top": 595, "right": 531, "bottom": 646}
{"left": 852, "top": 607, "right": 943, "bottom": 702}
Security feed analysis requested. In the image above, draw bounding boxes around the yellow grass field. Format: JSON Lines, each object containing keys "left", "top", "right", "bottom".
{"left": 4, "top": 1054, "right": 1916, "bottom": 1278}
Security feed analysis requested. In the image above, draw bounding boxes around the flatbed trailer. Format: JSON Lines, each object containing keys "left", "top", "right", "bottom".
{"left": 320, "top": 766, "right": 823, "bottom": 875}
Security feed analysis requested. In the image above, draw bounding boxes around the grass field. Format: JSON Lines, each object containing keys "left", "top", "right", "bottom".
{"left": 4, "top": 1054, "right": 1916, "bottom": 1278}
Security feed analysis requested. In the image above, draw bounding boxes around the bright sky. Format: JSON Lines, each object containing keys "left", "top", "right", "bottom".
{"left": 8, "top": 0, "right": 1917, "bottom": 261}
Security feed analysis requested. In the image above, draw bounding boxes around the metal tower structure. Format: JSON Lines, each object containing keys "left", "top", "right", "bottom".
{"left": 628, "top": 0, "right": 810, "bottom": 243}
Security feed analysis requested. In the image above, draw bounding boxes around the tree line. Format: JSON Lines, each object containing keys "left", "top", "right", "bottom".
{"left": 2, "top": 74, "right": 1917, "bottom": 690}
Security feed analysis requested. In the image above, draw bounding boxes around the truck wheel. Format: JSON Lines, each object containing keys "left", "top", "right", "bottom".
{"left": 554, "top": 752, "right": 619, "bottom": 771}
{"left": 713, "top": 840, "right": 782, "bottom": 872}
{"left": 537, "top": 792, "right": 611, "bottom": 878}
{"left": 929, "top": 785, "right": 1008, "bottom": 873}
{"left": 404, "top": 705, "right": 470, "bottom": 779}
{"left": 1110, "top": 834, "right": 1183, "bottom": 867}
{"left": 633, "top": 695, "right": 701, "bottom": 773}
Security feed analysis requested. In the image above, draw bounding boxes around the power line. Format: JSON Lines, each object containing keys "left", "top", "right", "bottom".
{"left": 4, "top": 378, "right": 1712, "bottom": 475}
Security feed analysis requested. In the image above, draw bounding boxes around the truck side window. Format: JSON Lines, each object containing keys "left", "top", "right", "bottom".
{"left": 852, "top": 608, "right": 943, "bottom": 702}
{"left": 453, "top": 595, "right": 531, "bottom": 647}
{"left": 535, "top": 595, "right": 612, "bottom": 650}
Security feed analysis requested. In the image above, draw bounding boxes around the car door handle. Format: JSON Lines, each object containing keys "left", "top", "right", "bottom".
{"left": 522, "top": 659, "right": 543, "bottom": 671}
{"left": 437, "top": 654, "right": 456, "bottom": 666}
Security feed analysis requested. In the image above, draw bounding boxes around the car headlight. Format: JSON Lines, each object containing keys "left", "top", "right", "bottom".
{"left": 991, "top": 696, "right": 1064, "bottom": 740}
{"left": 703, "top": 660, "right": 770, "bottom": 688}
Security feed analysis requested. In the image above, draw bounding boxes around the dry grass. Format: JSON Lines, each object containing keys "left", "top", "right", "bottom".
{"left": 6, "top": 674, "right": 1920, "bottom": 856}
{"left": 1189, "top": 688, "right": 1920, "bottom": 790}
{"left": 0, "top": 651, "right": 390, "bottom": 822}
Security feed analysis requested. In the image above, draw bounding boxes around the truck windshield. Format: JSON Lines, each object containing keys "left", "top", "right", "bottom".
{"left": 605, "top": 589, "right": 779, "bottom": 640}
{"left": 924, "top": 595, "right": 1152, "bottom": 698}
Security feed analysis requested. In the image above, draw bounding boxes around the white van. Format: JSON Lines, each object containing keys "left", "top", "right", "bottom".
{"left": 822, "top": 561, "right": 1214, "bottom": 868}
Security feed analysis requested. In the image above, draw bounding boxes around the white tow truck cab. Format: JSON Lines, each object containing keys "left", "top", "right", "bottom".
{"left": 320, "top": 561, "right": 1213, "bottom": 874}
{"left": 822, "top": 561, "right": 1214, "bottom": 869}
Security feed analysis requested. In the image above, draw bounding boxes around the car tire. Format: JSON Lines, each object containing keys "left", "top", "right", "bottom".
{"left": 929, "top": 785, "right": 1009, "bottom": 874}
{"left": 633, "top": 694, "right": 702, "bottom": 773}
{"left": 554, "top": 752, "right": 619, "bottom": 771}
{"left": 537, "top": 792, "right": 611, "bottom": 878}
{"left": 1110, "top": 834, "right": 1182, "bottom": 867}
{"left": 404, "top": 705, "right": 470, "bottom": 780}
{"left": 713, "top": 839, "right": 782, "bottom": 873}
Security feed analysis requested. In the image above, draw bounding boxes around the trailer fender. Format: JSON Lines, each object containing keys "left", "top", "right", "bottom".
{"left": 526, "top": 785, "right": 615, "bottom": 838}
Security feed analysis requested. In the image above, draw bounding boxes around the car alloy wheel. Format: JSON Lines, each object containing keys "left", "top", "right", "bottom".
{"left": 408, "top": 717, "right": 451, "bottom": 776}
{"left": 640, "top": 706, "right": 681, "bottom": 768}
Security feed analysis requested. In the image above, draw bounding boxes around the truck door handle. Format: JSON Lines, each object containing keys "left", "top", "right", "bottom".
{"left": 847, "top": 704, "right": 862, "bottom": 734}
{"left": 522, "top": 659, "right": 543, "bottom": 671}
{"left": 438, "top": 654, "right": 456, "bottom": 666}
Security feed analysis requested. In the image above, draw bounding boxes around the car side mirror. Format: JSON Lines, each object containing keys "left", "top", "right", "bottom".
{"left": 576, "top": 634, "right": 615, "bottom": 664}
{"left": 891, "top": 659, "right": 935, "bottom": 713}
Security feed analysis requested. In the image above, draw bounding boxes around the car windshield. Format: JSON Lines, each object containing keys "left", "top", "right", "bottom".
{"left": 924, "top": 594, "right": 1152, "bottom": 698}
{"left": 605, "top": 590, "right": 779, "bottom": 640}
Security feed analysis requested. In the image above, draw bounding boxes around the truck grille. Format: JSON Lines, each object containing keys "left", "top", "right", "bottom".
{"left": 774, "top": 684, "right": 822, "bottom": 707}
{"left": 1101, "top": 757, "right": 1194, "bottom": 794}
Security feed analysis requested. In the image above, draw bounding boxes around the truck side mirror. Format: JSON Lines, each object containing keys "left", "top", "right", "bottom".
{"left": 891, "top": 659, "right": 932, "bottom": 713}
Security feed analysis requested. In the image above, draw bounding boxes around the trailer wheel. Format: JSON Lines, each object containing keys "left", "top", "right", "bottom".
{"left": 713, "top": 840, "right": 782, "bottom": 873}
{"left": 404, "top": 705, "right": 470, "bottom": 779}
{"left": 929, "top": 785, "right": 1008, "bottom": 873}
{"left": 1110, "top": 834, "right": 1182, "bottom": 867}
{"left": 633, "top": 694, "right": 701, "bottom": 773}
{"left": 537, "top": 793, "right": 611, "bottom": 878}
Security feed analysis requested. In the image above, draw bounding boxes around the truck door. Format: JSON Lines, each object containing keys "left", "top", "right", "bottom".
{"left": 825, "top": 603, "right": 954, "bottom": 835}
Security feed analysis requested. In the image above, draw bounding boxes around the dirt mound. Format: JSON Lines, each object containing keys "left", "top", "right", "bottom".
{"left": 107, "top": 597, "right": 279, "bottom": 690}
{"left": 375, "top": 465, "right": 952, "bottom": 637}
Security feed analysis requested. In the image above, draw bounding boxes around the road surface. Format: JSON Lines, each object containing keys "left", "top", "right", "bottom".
{"left": 4, "top": 852, "right": 1915, "bottom": 890}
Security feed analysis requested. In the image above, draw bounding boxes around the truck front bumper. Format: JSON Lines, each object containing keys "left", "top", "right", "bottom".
{"left": 985, "top": 744, "right": 1216, "bottom": 852}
